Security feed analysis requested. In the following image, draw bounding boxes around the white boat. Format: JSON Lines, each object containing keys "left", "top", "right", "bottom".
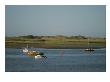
{"left": 22, "top": 45, "right": 47, "bottom": 58}
{"left": 35, "top": 55, "right": 42, "bottom": 59}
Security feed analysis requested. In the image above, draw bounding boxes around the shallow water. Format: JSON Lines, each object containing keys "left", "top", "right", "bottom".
{"left": 5, "top": 48, "right": 106, "bottom": 72}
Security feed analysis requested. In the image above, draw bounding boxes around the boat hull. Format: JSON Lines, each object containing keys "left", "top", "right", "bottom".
{"left": 85, "top": 48, "right": 94, "bottom": 51}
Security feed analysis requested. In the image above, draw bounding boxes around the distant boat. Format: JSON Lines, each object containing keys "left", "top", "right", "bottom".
{"left": 22, "top": 45, "right": 47, "bottom": 59}
{"left": 85, "top": 38, "right": 94, "bottom": 51}
{"left": 85, "top": 48, "right": 94, "bottom": 51}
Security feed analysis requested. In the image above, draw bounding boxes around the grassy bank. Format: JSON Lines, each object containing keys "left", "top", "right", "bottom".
{"left": 5, "top": 35, "right": 106, "bottom": 49}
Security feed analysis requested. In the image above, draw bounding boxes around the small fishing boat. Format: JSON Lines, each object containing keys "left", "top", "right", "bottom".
{"left": 85, "top": 38, "right": 94, "bottom": 51}
{"left": 22, "top": 45, "right": 47, "bottom": 59}
{"left": 85, "top": 48, "right": 94, "bottom": 51}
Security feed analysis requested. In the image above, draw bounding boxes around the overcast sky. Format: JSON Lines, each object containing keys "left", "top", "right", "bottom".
{"left": 5, "top": 5, "right": 106, "bottom": 37}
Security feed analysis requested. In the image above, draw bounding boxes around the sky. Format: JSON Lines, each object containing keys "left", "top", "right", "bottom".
{"left": 5, "top": 5, "right": 106, "bottom": 37}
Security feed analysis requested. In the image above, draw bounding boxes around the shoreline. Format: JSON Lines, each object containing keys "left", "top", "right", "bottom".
{"left": 5, "top": 46, "right": 106, "bottom": 49}
{"left": 5, "top": 36, "right": 106, "bottom": 49}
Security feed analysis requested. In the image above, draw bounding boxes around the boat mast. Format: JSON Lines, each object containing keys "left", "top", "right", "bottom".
{"left": 26, "top": 44, "right": 28, "bottom": 49}
{"left": 88, "top": 38, "right": 90, "bottom": 48}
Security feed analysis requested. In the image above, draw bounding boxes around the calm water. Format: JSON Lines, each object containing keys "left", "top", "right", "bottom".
{"left": 5, "top": 48, "right": 106, "bottom": 72}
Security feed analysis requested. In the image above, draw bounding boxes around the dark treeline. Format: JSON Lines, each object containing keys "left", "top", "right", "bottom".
{"left": 6, "top": 35, "right": 105, "bottom": 39}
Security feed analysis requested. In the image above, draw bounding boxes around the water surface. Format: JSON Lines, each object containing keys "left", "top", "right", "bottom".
{"left": 5, "top": 48, "right": 106, "bottom": 72}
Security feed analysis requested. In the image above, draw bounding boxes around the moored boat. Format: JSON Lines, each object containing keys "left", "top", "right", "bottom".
{"left": 85, "top": 48, "right": 94, "bottom": 51}
{"left": 22, "top": 47, "right": 47, "bottom": 58}
{"left": 84, "top": 38, "right": 94, "bottom": 51}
